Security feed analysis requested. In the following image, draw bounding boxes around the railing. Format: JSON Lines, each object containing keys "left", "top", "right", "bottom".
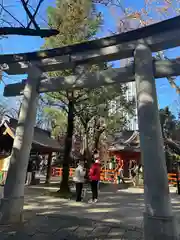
{"left": 51, "top": 168, "right": 75, "bottom": 178}
{"left": 51, "top": 167, "right": 180, "bottom": 185}
{"left": 51, "top": 167, "right": 117, "bottom": 183}
{"left": 168, "top": 173, "right": 180, "bottom": 185}
{"left": 100, "top": 169, "right": 117, "bottom": 182}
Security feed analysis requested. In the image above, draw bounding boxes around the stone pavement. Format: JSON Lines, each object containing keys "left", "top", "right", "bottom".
{"left": 0, "top": 215, "right": 143, "bottom": 239}
{"left": 0, "top": 184, "right": 180, "bottom": 239}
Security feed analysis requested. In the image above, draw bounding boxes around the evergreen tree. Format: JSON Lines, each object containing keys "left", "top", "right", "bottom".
{"left": 43, "top": 0, "right": 135, "bottom": 196}
{"left": 43, "top": 0, "right": 102, "bottom": 195}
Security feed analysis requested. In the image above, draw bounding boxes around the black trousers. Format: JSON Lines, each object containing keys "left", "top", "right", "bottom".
{"left": 76, "top": 182, "right": 83, "bottom": 201}
{"left": 91, "top": 180, "right": 98, "bottom": 200}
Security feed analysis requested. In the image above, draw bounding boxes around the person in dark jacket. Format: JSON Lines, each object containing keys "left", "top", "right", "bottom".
{"left": 88, "top": 159, "right": 101, "bottom": 203}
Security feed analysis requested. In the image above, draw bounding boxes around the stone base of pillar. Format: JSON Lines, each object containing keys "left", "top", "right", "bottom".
{"left": 0, "top": 197, "right": 24, "bottom": 224}
{"left": 143, "top": 212, "right": 179, "bottom": 239}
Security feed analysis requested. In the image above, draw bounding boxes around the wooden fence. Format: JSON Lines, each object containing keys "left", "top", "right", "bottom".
{"left": 168, "top": 173, "right": 180, "bottom": 185}
{"left": 51, "top": 167, "right": 117, "bottom": 182}
{"left": 51, "top": 168, "right": 75, "bottom": 178}
{"left": 0, "top": 168, "right": 178, "bottom": 185}
{"left": 51, "top": 167, "right": 180, "bottom": 185}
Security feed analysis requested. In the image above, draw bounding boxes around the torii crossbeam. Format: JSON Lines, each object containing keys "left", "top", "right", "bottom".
{"left": 3, "top": 58, "right": 180, "bottom": 97}
{"left": 0, "top": 15, "right": 179, "bottom": 64}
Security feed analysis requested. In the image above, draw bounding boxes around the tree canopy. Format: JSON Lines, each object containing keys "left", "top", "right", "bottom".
{"left": 41, "top": 0, "right": 135, "bottom": 194}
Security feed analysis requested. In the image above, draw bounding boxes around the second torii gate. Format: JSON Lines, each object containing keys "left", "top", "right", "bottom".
{"left": 1, "top": 15, "right": 180, "bottom": 239}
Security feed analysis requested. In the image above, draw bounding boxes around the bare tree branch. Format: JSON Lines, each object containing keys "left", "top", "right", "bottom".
{"left": 0, "top": 26, "right": 58, "bottom": 37}
{"left": 0, "top": 1, "right": 58, "bottom": 37}
{"left": 20, "top": 0, "right": 40, "bottom": 29}
{"left": 0, "top": 3, "right": 25, "bottom": 27}
{"left": 27, "top": 3, "right": 52, "bottom": 28}
{"left": 27, "top": 0, "right": 44, "bottom": 28}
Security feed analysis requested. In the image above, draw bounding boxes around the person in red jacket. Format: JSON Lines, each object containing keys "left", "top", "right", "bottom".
{"left": 88, "top": 159, "right": 101, "bottom": 203}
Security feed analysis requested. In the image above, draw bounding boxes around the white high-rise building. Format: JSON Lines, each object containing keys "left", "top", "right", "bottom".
{"left": 125, "top": 81, "right": 138, "bottom": 130}
{"left": 118, "top": 18, "right": 140, "bottom": 130}
{"left": 108, "top": 81, "right": 138, "bottom": 131}
{"left": 108, "top": 62, "right": 138, "bottom": 131}
{"left": 108, "top": 18, "right": 142, "bottom": 131}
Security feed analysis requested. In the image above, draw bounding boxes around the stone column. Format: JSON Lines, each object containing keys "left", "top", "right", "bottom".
{"left": 134, "top": 43, "right": 178, "bottom": 239}
{"left": 0, "top": 64, "right": 41, "bottom": 224}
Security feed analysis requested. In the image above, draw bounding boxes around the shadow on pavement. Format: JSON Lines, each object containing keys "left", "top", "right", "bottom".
{"left": 0, "top": 183, "right": 180, "bottom": 239}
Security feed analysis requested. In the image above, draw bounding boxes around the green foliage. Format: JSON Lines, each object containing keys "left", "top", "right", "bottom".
{"left": 42, "top": 0, "right": 105, "bottom": 194}
{"left": 106, "top": 112, "right": 128, "bottom": 135}
{"left": 43, "top": 107, "right": 67, "bottom": 138}
{"left": 42, "top": 0, "right": 104, "bottom": 139}
{"left": 44, "top": 0, "right": 102, "bottom": 48}
{"left": 42, "top": 0, "right": 135, "bottom": 151}
{"left": 159, "top": 106, "right": 176, "bottom": 138}
{"left": 75, "top": 84, "right": 134, "bottom": 128}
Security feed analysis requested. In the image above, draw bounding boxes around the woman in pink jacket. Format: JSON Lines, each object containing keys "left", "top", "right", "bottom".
{"left": 88, "top": 159, "right": 101, "bottom": 203}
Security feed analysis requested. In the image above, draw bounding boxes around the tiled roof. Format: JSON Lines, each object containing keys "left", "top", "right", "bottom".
{"left": 108, "top": 130, "right": 180, "bottom": 154}
{"left": 108, "top": 131, "right": 140, "bottom": 152}
{"left": 0, "top": 117, "right": 61, "bottom": 152}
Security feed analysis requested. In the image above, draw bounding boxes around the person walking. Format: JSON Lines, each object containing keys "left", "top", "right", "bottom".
{"left": 93, "top": 150, "right": 100, "bottom": 190}
{"left": 117, "top": 160, "right": 125, "bottom": 184}
{"left": 73, "top": 161, "right": 86, "bottom": 202}
{"left": 129, "top": 160, "right": 138, "bottom": 186}
{"left": 88, "top": 159, "right": 101, "bottom": 203}
{"left": 26, "top": 160, "right": 33, "bottom": 185}
{"left": 31, "top": 159, "right": 37, "bottom": 184}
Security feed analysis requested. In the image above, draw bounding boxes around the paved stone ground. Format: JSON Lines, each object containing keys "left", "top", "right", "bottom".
{"left": 0, "top": 183, "right": 180, "bottom": 239}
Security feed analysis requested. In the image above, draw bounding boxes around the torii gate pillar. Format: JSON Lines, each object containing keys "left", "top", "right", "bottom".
{"left": 134, "top": 43, "right": 178, "bottom": 239}
{"left": 0, "top": 64, "right": 41, "bottom": 224}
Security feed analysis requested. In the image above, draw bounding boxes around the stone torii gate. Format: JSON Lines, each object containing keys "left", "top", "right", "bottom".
{"left": 1, "top": 16, "right": 180, "bottom": 239}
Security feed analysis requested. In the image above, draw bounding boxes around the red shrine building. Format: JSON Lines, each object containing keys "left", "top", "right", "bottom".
{"left": 108, "top": 131, "right": 141, "bottom": 177}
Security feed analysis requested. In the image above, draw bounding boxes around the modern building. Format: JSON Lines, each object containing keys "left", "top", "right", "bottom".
{"left": 108, "top": 62, "right": 138, "bottom": 131}
{"left": 118, "top": 18, "right": 140, "bottom": 131}
{"left": 125, "top": 81, "right": 138, "bottom": 130}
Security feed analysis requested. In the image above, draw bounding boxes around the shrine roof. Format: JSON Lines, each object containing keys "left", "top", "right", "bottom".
{"left": 108, "top": 131, "right": 140, "bottom": 152}
{"left": 108, "top": 130, "right": 180, "bottom": 155}
{"left": 0, "top": 116, "right": 61, "bottom": 153}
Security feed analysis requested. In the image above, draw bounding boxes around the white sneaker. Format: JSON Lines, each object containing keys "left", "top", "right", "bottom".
{"left": 94, "top": 199, "right": 98, "bottom": 203}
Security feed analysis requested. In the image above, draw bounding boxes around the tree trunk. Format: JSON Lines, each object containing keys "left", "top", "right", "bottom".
{"left": 85, "top": 130, "right": 88, "bottom": 153}
{"left": 45, "top": 153, "right": 52, "bottom": 184}
{"left": 94, "top": 131, "right": 100, "bottom": 150}
{"left": 94, "top": 129, "right": 104, "bottom": 150}
{"left": 59, "top": 95, "right": 74, "bottom": 195}
{"left": 84, "top": 130, "right": 91, "bottom": 164}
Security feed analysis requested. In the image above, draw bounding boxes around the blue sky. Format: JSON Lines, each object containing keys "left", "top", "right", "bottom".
{"left": 1, "top": 0, "right": 180, "bottom": 116}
